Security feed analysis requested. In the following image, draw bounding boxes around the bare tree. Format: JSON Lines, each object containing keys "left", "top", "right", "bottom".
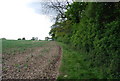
{"left": 40, "top": 0, "right": 73, "bottom": 22}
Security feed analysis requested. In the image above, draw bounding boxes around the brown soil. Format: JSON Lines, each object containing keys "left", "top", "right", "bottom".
{"left": 2, "top": 41, "right": 62, "bottom": 80}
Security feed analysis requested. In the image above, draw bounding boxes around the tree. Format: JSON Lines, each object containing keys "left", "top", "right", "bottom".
{"left": 22, "top": 37, "right": 25, "bottom": 40}
{"left": 40, "top": 0, "right": 73, "bottom": 22}
{"left": 65, "top": 2, "right": 87, "bottom": 23}
{"left": 1, "top": 38, "right": 6, "bottom": 40}
{"left": 49, "top": 2, "right": 120, "bottom": 78}
{"left": 45, "top": 37, "right": 49, "bottom": 41}
{"left": 31, "top": 37, "right": 35, "bottom": 40}
{"left": 18, "top": 38, "right": 21, "bottom": 40}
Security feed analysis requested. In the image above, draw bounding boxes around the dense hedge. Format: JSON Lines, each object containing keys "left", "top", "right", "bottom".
{"left": 49, "top": 2, "right": 120, "bottom": 79}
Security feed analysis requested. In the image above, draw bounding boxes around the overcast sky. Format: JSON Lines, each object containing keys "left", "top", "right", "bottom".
{"left": 0, "top": 0, "right": 54, "bottom": 40}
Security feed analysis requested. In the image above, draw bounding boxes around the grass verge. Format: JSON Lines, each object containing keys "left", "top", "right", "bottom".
{"left": 57, "top": 42, "right": 99, "bottom": 80}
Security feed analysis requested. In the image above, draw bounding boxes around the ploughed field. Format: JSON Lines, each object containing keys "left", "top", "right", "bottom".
{"left": 2, "top": 40, "right": 62, "bottom": 79}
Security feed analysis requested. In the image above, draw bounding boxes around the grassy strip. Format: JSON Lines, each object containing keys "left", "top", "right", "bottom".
{"left": 57, "top": 42, "right": 98, "bottom": 80}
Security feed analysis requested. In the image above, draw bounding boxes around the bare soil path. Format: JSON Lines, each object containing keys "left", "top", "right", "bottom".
{"left": 2, "top": 41, "right": 62, "bottom": 80}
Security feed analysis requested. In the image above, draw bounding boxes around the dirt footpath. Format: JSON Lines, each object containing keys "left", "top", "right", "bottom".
{"left": 2, "top": 41, "right": 62, "bottom": 80}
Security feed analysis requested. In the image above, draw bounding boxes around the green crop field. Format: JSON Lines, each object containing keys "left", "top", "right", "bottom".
{"left": 0, "top": 39, "right": 2, "bottom": 54}
{"left": 2, "top": 40, "right": 48, "bottom": 55}
{"left": 2, "top": 40, "right": 62, "bottom": 79}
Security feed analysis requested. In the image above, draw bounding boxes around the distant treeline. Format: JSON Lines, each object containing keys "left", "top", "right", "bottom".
{"left": 18, "top": 37, "right": 39, "bottom": 40}
{"left": 49, "top": 2, "right": 120, "bottom": 79}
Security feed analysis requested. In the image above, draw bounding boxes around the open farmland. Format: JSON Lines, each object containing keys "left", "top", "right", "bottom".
{"left": 2, "top": 40, "right": 62, "bottom": 80}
